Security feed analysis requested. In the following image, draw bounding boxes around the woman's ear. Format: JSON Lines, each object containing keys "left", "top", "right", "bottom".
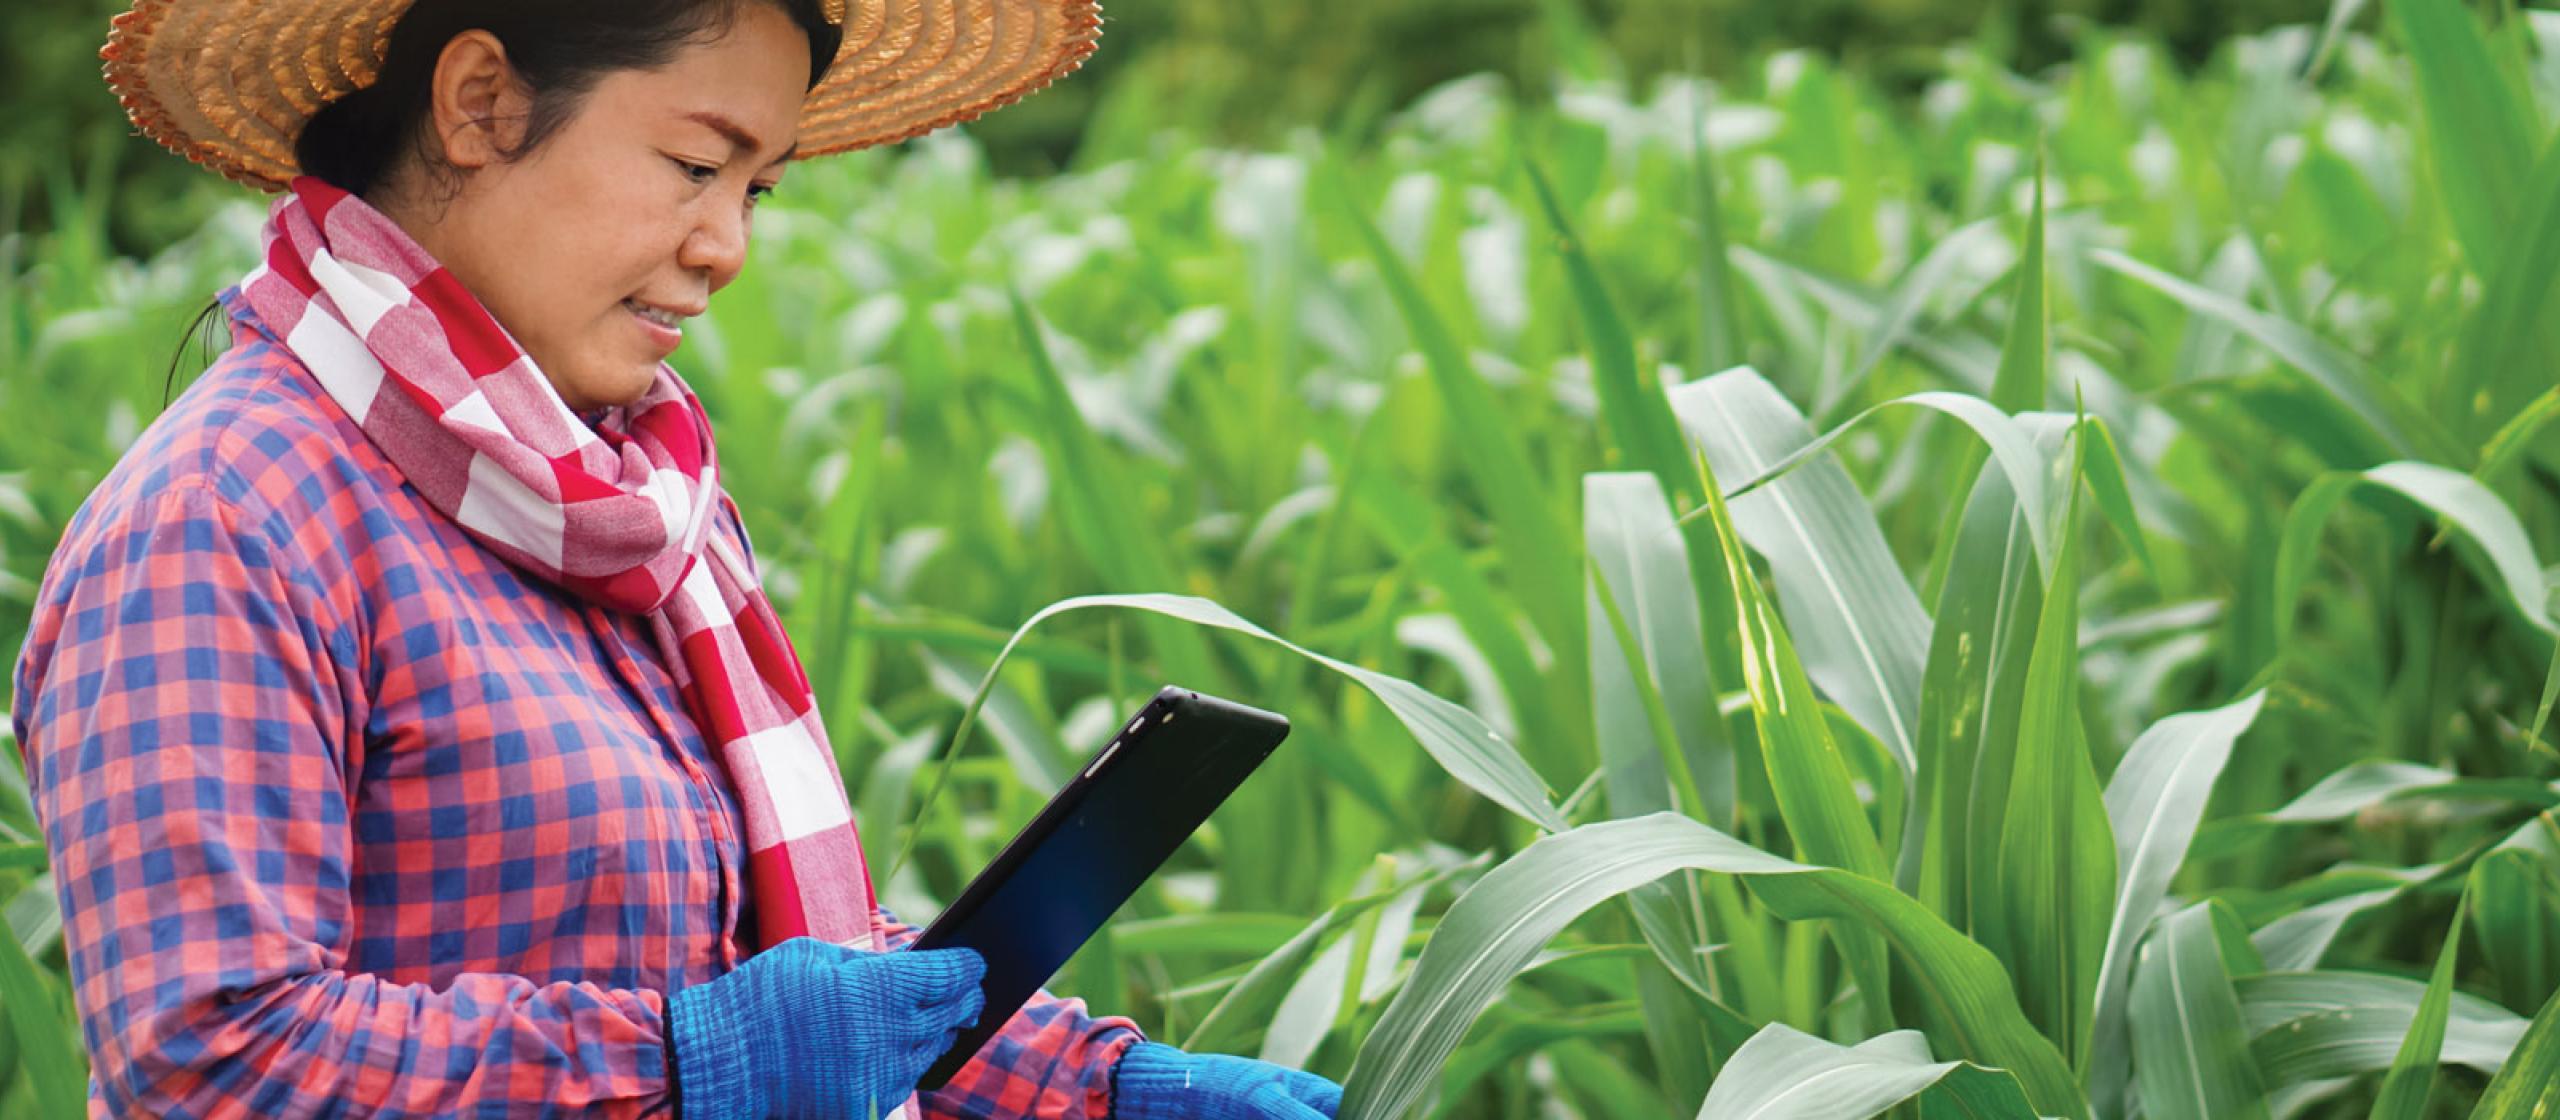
{"left": 427, "top": 29, "right": 534, "bottom": 170}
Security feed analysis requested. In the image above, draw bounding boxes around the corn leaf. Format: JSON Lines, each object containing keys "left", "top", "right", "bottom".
{"left": 1689, "top": 449, "right": 1890, "bottom": 885}
{"left": 1990, "top": 159, "right": 2049, "bottom": 416}
{"left": 1710, "top": 389, "right": 2054, "bottom": 572}
{"left": 1671, "top": 369, "right": 1931, "bottom": 783}
{"left": 2385, "top": 0, "right": 2541, "bottom": 278}
{"left": 2470, "top": 984, "right": 2560, "bottom": 1119}
{"left": 1692, "top": 1022, "right": 2037, "bottom": 1120}
{"left": 2086, "top": 693, "right": 2268, "bottom": 1116}
{"left": 1585, "top": 471, "right": 1733, "bottom": 827}
{"left": 1530, "top": 160, "right": 1696, "bottom": 512}
{"left": 1821, "top": 216, "right": 2009, "bottom": 416}
{"left": 897, "top": 592, "right": 1565, "bottom": 878}
{"left": 1915, "top": 443, "right": 2045, "bottom": 929}
{"left": 2091, "top": 250, "right": 2448, "bottom": 463}
{"left": 2128, "top": 903, "right": 2272, "bottom": 1120}
{"left": 2253, "top": 884, "right": 2422, "bottom": 974}
{"left": 0, "top": 909, "right": 77, "bottom": 1120}
{"left": 2468, "top": 849, "right": 2560, "bottom": 1016}
{"left": 1336, "top": 170, "right": 1586, "bottom": 691}
{"left": 1687, "top": 447, "right": 1896, "bottom": 1019}
{"left": 2241, "top": 971, "right": 2528, "bottom": 1085}
{"left": 2446, "top": 133, "right": 2560, "bottom": 431}
{"left": 2370, "top": 901, "right": 2465, "bottom": 1119}
{"left": 1336, "top": 813, "right": 2085, "bottom": 1120}
{"left": 1984, "top": 445, "right": 2115, "bottom": 1061}
{"left": 1005, "top": 286, "right": 1224, "bottom": 679}
{"left": 2275, "top": 463, "right": 2559, "bottom": 650}
{"left": 1585, "top": 470, "right": 1729, "bottom": 1105}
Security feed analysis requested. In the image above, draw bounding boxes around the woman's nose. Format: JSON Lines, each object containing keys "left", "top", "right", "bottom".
{"left": 681, "top": 202, "right": 751, "bottom": 290}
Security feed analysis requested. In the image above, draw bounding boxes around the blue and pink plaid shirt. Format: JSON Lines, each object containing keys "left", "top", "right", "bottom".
{"left": 11, "top": 288, "right": 1141, "bottom": 1118}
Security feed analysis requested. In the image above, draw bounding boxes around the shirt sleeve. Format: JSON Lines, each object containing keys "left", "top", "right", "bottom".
{"left": 875, "top": 909, "right": 1143, "bottom": 1120}
{"left": 707, "top": 491, "right": 1146, "bottom": 1116}
{"left": 14, "top": 480, "right": 674, "bottom": 1118}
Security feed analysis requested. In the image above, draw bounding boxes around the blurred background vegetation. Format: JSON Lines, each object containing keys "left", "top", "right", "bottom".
{"left": 4, "top": 0, "right": 2330, "bottom": 251}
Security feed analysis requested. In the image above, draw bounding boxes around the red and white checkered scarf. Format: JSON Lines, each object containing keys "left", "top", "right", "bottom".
{"left": 242, "top": 177, "right": 883, "bottom": 957}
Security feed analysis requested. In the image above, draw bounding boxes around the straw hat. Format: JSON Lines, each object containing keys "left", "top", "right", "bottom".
{"left": 100, "top": 0, "right": 1103, "bottom": 191}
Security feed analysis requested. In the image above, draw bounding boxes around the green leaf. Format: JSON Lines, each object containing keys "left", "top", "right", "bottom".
{"left": 895, "top": 592, "right": 1564, "bottom": 878}
{"left": 2370, "top": 902, "right": 2465, "bottom": 1119}
{"left": 1685, "top": 80, "right": 1746, "bottom": 376}
{"left": 2275, "top": 463, "right": 2559, "bottom": 649}
{"left": 1586, "top": 471, "right": 1733, "bottom": 827}
{"left": 1187, "top": 860, "right": 1469, "bottom": 1055}
{"left": 1688, "top": 447, "right": 1891, "bottom": 885}
{"left": 1335, "top": 169, "right": 1586, "bottom": 691}
{"left": 2241, "top": 972, "right": 2529, "bottom": 1084}
{"left": 1336, "top": 814, "right": 2085, "bottom": 1120}
{"left": 1915, "top": 440, "right": 2045, "bottom": 931}
{"left": 2252, "top": 880, "right": 2427, "bottom": 973}
{"left": 1529, "top": 160, "right": 1697, "bottom": 514}
{"left": 2128, "top": 903, "right": 2273, "bottom": 1120}
{"left": 1990, "top": 155, "right": 2049, "bottom": 417}
{"left": 0, "top": 905, "right": 79, "bottom": 1120}
{"left": 1692, "top": 1022, "right": 2037, "bottom": 1120}
{"left": 2472, "top": 385, "right": 2560, "bottom": 484}
{"left": 1712, "top": 389, "right": 2056, "bottom": 572}
{"left": 1985, "top": 443, "right": 2115, "bottom": 1062}
{"left": 2385, "top": 0, "right": 2541, "bottom": 278}
{"left": 1584, "top": 469, "right": 1730, "bottom": 1094}
{"left": 2265, "top": 760, "right": 2459, "bottom": 823}
{"left": 1822, "top": 216, "right": 2010, "bottom": 416}
{"left": 1687, "top": 445, "right": 1895, "bottom": 1020}
{"left": 2088, "top": 694, "right": 2269, "bottom": 1117}
{"left": 1352, "top": 467, "right": 1582, "bottom": 784}
{"left": 2092, "top": 250, "right": 2447, "bottom": 462}
{"left": 2468, "top": 849, "right": 2560, "bottom": 1015}
{"left": 2447, "top": 135, "right": 2560, "bottom": 431}
{"left": 1003, "top": 286, "right": 1223, "bottom": 679}
{"left": 1670, "top": 369, "right": 1931, "bottom": 783}
{"left": 2071, "top": 417, "right": 2159, "bottom": 582}
{"left": 2470, "top": 983, "right": 2560, "bottom": 1118}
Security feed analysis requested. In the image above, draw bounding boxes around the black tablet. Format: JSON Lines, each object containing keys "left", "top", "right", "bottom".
{"left": 911, "top": 686, "right": 1291, "bottom": 1090}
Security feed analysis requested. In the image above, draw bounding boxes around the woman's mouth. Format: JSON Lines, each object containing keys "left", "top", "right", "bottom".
{"left": 624, "top": 299, "right": 687, "bottom": 352}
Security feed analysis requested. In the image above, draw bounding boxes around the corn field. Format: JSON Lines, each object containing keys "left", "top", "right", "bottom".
{"left": 7, "top": 1, "right": 2560, "bottom": 1116}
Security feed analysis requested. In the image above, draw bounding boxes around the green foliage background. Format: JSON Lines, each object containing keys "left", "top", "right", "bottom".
{"left": 2, "top": 0, "right": 2333, "bottom": 248}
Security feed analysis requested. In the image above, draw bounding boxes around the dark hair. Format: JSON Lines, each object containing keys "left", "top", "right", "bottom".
{"left": 294, "top": 0, "right": 842, "bottom": 197}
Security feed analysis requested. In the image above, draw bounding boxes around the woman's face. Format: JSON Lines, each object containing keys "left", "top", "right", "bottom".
{"left": 396, "top": 6, "right": 810, "bottom": 412}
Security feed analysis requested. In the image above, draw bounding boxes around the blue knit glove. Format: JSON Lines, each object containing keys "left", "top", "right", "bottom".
{"left": 1111, "top": 1041, "right": 1343, "bottom": 1120}
{"left": 668, "top": 937, "right": 987, "bottom": 1119}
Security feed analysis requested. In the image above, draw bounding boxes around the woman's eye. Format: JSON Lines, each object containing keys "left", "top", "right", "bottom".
{"left": 746, "top": 182, "right": 777, "bottom": 206}
{"left": 672, "top": 158, "right": 720, "bottom": 185}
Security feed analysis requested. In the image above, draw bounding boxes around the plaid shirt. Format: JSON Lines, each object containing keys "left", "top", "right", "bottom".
{"left": 11, "top": 289, "right": 1140, "bottom": 1118}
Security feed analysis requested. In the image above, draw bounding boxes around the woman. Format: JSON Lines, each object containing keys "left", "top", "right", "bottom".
{"left": 10, "top": 1, "right": 1345, "bottom": 1116}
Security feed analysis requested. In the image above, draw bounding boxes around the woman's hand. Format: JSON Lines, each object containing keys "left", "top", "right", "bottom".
{"left": 667, "top": 937, "right": 987, "bottom": 1119}
{"left": 1112, "top": 1041, "right": 1344, "bottom": 1120}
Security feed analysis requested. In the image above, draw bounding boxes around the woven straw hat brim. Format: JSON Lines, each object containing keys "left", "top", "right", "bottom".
{"left": 102, "top": 0, "right": 1101, "bottom": 192}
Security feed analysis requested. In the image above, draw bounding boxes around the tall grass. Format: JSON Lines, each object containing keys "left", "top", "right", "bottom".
{"left": 7, "top": 2, "right": 2560, "bottom": 1116}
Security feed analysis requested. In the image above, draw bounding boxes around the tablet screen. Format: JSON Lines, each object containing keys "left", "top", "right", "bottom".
{"left": 911, "top": 687, "right": 1289, "bottom": 1089}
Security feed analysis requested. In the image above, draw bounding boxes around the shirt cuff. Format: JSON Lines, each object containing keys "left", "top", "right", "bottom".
{"left": 1092, "top": 1026, "right": 1149, "bottom": 1119}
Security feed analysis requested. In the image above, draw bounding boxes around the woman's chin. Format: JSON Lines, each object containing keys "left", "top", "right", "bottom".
{"left": 546, "top": 362, "right": 661, "bottom": 414}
